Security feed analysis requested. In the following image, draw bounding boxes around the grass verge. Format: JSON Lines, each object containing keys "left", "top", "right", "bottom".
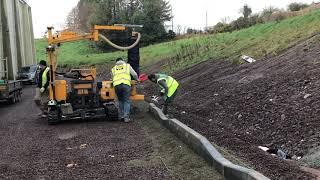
{"left": 36, "top": 9, "right": 320, "bottom": 73}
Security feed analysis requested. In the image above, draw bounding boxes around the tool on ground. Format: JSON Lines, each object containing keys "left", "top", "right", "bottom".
{"left": 45, "top": 25, "right": 144, "bottom": 125}
{"left": 139, "top": 74, "right": 148, "bottom": 82}
{"left": 151, "top": 95, "right": 161, "bottom": 103}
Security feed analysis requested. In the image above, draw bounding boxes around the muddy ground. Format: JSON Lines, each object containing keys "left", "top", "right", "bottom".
{"left": 144, "top": 36, "right": 320, "bottom": 179}
{"left": 0, "top": 87, "right": 222, "bottom": 179}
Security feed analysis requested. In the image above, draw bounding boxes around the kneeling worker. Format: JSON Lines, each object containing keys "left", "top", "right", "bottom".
{"left": 112, "top": 58, "right": 138, "bottom": 122}
{"left": 34, "top": 60, "right": 50, "bottom": 118}
{"left": 148, "top": 73, "right": 179, "bottom": 115}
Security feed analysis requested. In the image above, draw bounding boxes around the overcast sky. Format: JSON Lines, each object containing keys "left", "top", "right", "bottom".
{"left": 27, "top": 0, "right": 316, "bottom": 38}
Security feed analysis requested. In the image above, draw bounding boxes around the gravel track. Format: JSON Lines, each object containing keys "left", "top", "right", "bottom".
{"left": 0, "top": 87, "right": 172, "bottom": 180}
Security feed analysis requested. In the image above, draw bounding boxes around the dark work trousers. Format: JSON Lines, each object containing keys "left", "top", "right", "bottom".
{"left": 115, "top": 84, "right": 131, "bottom": 119}
{"left": 128, "top": 38, "right": 140, "bottom": 76}
{"left": 163, "top": 89, "right": 178, "bottom": 115}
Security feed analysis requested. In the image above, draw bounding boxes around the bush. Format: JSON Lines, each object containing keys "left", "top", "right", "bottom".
{"left": 230, "top": 17, "right": 249, "bottom": 30}
{"left": 186, "top": 28, "right": 203, "bottom": 34}
{"left": 270, "top": 11, "right": 293, "bottom": 22}
{"left": 248, "top": 14, "right": 263, "bottom": 26}
{"left": 205, "top": 2, "right": 314, "bottom": 35}
{"left": 210, "top": 22, "right": 232, "bottom": 33}
{"left": 260, "top": 6, "right": 279, "bottom": 22}
{"left": 288, "top": 2, "right": 309, "bottom": 12}
{"left": 167, "top": 30, "right": 176, "bottom": 39}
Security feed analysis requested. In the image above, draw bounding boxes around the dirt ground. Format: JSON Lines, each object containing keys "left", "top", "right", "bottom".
{"left": 144, "top": 36, "right": 320, "bottom": 179}
{"left": 0, "top": 86, "right": 221, "bottom": 179}
{"left": 136, "top": 103, "right": 222, "bottom": 180}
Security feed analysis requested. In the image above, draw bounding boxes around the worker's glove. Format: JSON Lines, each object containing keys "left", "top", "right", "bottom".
{"left": 151, "top": 95, "right": 161, "bottom": 103}
{"left": 160, "top": 91, "right": 165, "bottom": 96}
{"left": 40, "top": 87, "right": 46, "bottom": 93}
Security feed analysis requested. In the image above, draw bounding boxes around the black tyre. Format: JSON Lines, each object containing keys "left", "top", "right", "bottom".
{"left": 9, "top": 92, "right": 16, "bottom": 104}
{"left": 16, "top": 91, "right": 21, "bottom": 102}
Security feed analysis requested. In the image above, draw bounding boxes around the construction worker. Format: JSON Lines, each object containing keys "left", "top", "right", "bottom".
{"left": 148, "top": 73, "right": 179, "bottom": 115}
{"left": 34, "top": 60, "right": 50, "bottom": 118}
{"left": 112, "top": 58, "right": 138, "bottom": 123}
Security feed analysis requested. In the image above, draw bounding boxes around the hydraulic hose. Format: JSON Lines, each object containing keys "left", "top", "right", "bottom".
{"left": 98, "top": 33, "right": 141, "bottom": 50}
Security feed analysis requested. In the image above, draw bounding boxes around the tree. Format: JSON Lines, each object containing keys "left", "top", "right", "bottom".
{"left": 248, "top": 14, "right": 263, "bottom": 26}
{"left": 288, "top": 2, "right": 308, "bottom": 12}
{"left": 134, "top": 0, "right": 172, "bottom": 44}
{"left": 186, "top": 28, "right": 194, "bottom": 34}
{"left": 77, "top": 1, "right": 94, "bottom": 32}
{"left": 66, "top": 7, "right": 80, "bottom": 31}
{"left": 66, "top": 0, "right": 173, "bottom": 48}
{"left": 176, "top": 25, "right": 182, "bottom": 35}
{"left": 240, "top": 4, "right": 252, "bottom": 19}
{"left": 220, "top": 16, "right": 230, "bottom": 24}
{"left": 167, "top": 30, "right": 176, "bottom": 39}
{"left": 260, "top": 6, "right": 279, "bottom": 22}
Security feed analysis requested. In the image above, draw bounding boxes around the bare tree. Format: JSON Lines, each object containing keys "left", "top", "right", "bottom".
{"left": 240, "top": 4, "right": 252, "bottom": 18}
{"left": 176, "top": 25, "right": 182, "bottom": 35}
{"left": 66, "top": 7, "right": 80, "bottom": 31}
{"left": 183, "top": 26, "right": 187, "bottom": 34}
{"left": 220, "top": 16, "right": 230, "bottom": 24}
{"left": 77, "top": 1, "right": 94, "bottom": 32}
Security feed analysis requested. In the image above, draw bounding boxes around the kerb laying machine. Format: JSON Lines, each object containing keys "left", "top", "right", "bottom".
{"left": 46, "top": 25, "right": 144, "bottom": 125}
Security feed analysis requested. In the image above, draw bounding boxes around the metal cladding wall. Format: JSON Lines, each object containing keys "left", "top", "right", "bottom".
{"left": 0, "top": 0, "right": 35, "bottom": 80}
{"left": 0, "top": 1, "right": 3, "bottom": 76}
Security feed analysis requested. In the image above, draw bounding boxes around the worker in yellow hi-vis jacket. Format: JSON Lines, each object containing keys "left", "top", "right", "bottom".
{"left": 112, "top": 58, "right": 138, "bottom": 123}
{"left": 34, "top": 60, "right": 50, "bottom": 118}
{"left": 148, "top": 73, "right": 179, "bottom": 115}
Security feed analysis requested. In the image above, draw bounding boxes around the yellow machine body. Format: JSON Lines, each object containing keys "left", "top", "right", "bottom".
{"left": 54, "top": 80, "right": 67, "bottom": 101}
{"left": 100, "top": 80, "right": 144, "bottom": 101}
{"left": 53, "top": 68, "right": 145, "bottom": 103}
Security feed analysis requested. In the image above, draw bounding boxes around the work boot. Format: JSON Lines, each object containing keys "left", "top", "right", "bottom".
{"left": 38, "top": 113, "right": 48, "bottom": 118}
{"left": 124, "top": 118, "right": 132, "bottom": 123}
{"left": 161, "top": 107, "right": 168, "bottom": 116}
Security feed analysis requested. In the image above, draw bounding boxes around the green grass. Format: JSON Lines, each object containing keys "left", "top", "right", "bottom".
{"left": 35, "top": 39, "right": 125, "bottom": 66}
{"left": 35, "top": 9, "right": 320, "bottom": 72}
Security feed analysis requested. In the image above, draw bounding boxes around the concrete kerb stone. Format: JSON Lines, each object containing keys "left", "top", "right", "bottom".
{"left": 148, "top": 103, "right": 270, "bottom": 180}
{"left": 149, "top": 103, "right": 169, "bottom": 124}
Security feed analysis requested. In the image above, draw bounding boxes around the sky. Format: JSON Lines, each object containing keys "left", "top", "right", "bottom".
{"left": 26, "top": 0, "right": 316, "bottom": 38}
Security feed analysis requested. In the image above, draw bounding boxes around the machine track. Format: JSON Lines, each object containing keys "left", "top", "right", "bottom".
{"left": 104, "top": 102, "right": 119, "bottom": 121}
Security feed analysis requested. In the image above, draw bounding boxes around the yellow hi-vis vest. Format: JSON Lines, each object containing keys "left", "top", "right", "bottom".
{"left": 42, "top": 67, "right": 50, "bottom": 88}
{"left": 157, "top": 74, "right": 179, "bottom": 97}
{"left": 112, "top": 63, "right": 131, "bottom": 87}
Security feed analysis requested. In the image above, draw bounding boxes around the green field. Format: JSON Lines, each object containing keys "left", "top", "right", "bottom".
{"left": 35, "top": 9, "right": 320, "bottom": 72}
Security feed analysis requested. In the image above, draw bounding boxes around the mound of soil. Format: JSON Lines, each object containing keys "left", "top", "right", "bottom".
{"left": 144, "top": 36, "right": 320, "bottom": 179}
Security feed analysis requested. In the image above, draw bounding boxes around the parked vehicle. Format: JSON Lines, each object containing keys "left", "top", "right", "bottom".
{"left": 0, "top": 58, "right": 22, "bottom": 104}
{"left": 17, "top": 65, "right": 38, "bottom": 84}
{"left": 0, "top": 0, "right": 35, "bottom": 104}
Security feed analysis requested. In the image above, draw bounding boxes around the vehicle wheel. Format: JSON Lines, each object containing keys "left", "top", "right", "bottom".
{"left": 14, "top": 92, "right": 19, "bottom": 103}
{"left": 19, "top": 91, "right": 22, "bottom": 102}
{"left": 9, "top": 92, "right": 16, "bottom": 104}
{"left": 16, "top": 91, "right": 21, "bottom": 102}
{"left": 48, "top": 108, "right": 61, "bottom": 125}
